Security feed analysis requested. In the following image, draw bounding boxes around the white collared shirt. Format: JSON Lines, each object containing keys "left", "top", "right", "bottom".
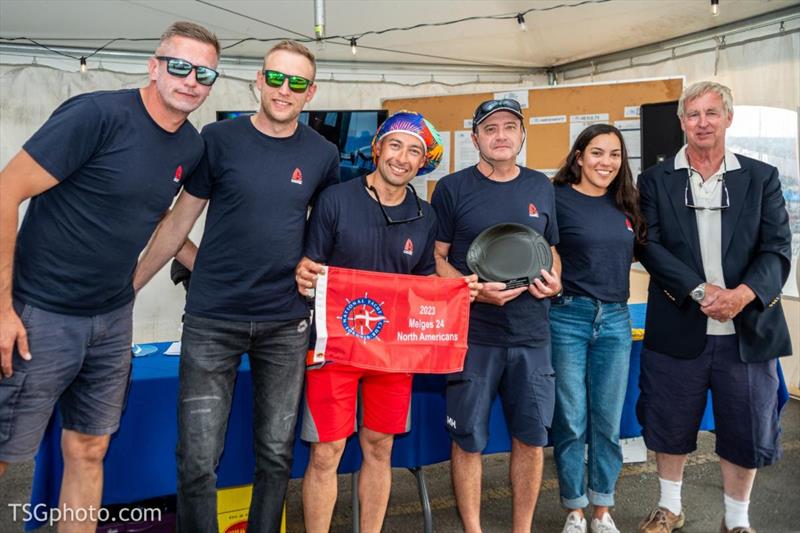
{"left": 674, "top": 145, "right": 741, "bottom": 335}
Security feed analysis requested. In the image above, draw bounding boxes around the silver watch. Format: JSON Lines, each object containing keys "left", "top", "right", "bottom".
{"left": 690, "top": 283, "right": 706, "bottom": 303}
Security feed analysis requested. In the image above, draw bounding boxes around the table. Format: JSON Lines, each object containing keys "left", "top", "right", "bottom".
{"left": 29, "top": 303, "right": 786, "bottom": 530}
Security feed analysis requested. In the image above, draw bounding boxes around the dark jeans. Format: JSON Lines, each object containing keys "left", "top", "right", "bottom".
{"left": 176, "top": 313, "right": 309, "bottom": 533}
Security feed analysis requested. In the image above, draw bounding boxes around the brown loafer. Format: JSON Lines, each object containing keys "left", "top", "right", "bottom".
{"left": 719, "top": 520, "right": 756, "bottom": 533}
{"left": 638, "top": 507, "right": 685, "bottom": 533}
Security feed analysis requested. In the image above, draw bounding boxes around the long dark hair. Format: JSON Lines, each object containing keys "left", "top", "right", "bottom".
{"left": 553, "top": 123, "right": 646, "bottom": 243}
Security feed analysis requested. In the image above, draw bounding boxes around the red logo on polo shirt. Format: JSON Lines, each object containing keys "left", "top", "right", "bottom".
{"left": 625, "top": 217, "right": 634, "bottom": 232}
{"left": 291, "top": 168, "right": 303, "bottom": 185}
{"left": 528, "top": 203, "right": 539, "bottom": 218}
{"left": 403, "top": 239, "right": 414, "bottom": 256}
{"left": 173, "top": 165, "right": 183, "bottom": 183}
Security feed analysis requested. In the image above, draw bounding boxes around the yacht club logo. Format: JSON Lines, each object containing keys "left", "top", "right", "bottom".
{"left": 337, "top": 293, "right": 389, "bottom": 340}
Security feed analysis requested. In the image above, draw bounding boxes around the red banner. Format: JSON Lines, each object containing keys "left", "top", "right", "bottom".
{"left": 311, "top": 266, "right": 470, "bottom": 373}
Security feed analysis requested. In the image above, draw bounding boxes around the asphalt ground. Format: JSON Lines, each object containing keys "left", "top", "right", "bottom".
{"left": 2, "top": 399, "right": 798, "bottom": 532}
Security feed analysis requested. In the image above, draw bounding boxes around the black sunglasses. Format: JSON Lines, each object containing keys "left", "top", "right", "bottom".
{"left": 684, "top": 158, "right": 729, "bottom": 210}
{"left": 473, "top": 99, "right": 523, "bottom": 127}
{"left": 263, "top": 70, "right": 312, "bottom": 93}
{"left": 156, "top": 56, "right": 219, "bottom": 86}
{"left": 685, "top": 176, "right": 730, "bottom": 210}
{"left": 364, "top": 176, "right": 424, "bottom": 225}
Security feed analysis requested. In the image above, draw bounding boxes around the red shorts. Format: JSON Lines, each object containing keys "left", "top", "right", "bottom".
{"left": 300, "top": 362, "right": 413, "bottom": 443}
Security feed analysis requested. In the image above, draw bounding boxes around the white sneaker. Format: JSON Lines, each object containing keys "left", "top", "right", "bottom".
{"left": 591, "top": 512, "right": 620, "bottom": 533}
{"left": 563, "top": 510, "right": 588, "bottom": 533}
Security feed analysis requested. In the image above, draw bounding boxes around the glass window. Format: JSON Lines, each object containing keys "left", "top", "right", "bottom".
{"left": 727, "top": 105, "right": 799, "bottom": 297}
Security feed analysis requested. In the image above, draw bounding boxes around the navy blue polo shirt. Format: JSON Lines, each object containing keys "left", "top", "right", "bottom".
{"left": 432, "top": 165, "right": 558, "bottom": 347}
{"left": 304, "top": 176, "right": 437, "bottom": 274}
{"left": 15, "top": 89, "right": 204, "bottom": 315}
{"left": 185, "top": 116, "right": 340, "bottom": 321}
{"left": 554, "top": 183, "right": 634, "bottom": 302}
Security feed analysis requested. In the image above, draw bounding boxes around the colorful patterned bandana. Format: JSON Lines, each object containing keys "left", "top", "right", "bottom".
{"left": 372, "top": 111, "right": 443, "bottom": 176}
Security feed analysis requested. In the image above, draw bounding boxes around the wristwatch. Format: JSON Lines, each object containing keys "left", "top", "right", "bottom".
{"left": 690, "top": 283, "right": 706, "bottom": 303}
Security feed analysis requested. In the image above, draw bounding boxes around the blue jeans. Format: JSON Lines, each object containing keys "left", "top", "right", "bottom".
{"left": 176, "top": 313, "right": 309, "bottom": 533}
{"left": 550, "top": 296, "right": 631, "bottom": 508}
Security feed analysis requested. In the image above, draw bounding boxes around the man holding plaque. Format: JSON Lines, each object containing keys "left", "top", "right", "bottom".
{"left": 431, "top": 98, "right": 562, "bottom": 533}
{"left": 295, "top": 111, "right": 478, "bottom": 532}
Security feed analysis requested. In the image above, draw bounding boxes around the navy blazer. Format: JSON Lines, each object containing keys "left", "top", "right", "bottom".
{"left": 635, "top": 153, "right": 792, "bottom": 363}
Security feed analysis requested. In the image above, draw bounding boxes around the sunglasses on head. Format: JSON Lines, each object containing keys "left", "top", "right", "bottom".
{"left": 473, "top": 98, "right": 522, "bottom": 122}
{"left": 156, "top": 56, "right": 219, "bottom": 86}
{"left": 263, "top": 70, "right": 312, "bottom": 93}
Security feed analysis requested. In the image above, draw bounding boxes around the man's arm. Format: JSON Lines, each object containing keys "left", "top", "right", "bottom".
{"left": 434, "top": 240, "right": 524, "bottom": 306}
{"left": 738, "top": 166, "right": 792, "bottom": 308}
{"left": 175, "top": 239, "right": 199, "bottom": 272}
{"left": 701, "top": 166, "right": 791, "bottom": 321}
{"left": 635, "top": 170, "right": 704, "bottom": 305}
{"left": 132, "top": 190, "right": 207, "bottom": 292}
{"left": 0, "top": 150, "right": 60, "bottom": 377}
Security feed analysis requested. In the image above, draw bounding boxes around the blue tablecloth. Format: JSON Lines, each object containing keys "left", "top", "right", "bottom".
{"left": 30, "top": 303, "right": 788, "bottom": 530}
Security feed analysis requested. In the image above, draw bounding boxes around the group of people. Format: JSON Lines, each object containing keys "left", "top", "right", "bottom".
{"left": 0, "top": 19, "right": 791, "bottom": 533}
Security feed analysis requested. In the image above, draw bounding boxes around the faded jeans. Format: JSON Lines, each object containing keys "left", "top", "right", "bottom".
{"left": 549, "top": 296, "right": 631, "bottom": 508}
{"left": 176, "top": 313, "right": 309, "bottom": 533}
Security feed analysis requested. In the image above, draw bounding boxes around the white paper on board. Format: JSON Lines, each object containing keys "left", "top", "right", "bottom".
{"left": 614, "top": 119, "right": 640, "bottom": 130}
{"left": 454, "top": 130, "right": 479, "bottom": 171}
{"left": 415, "top": 131, "right": 452, "bottom": 196}
{"left": 570, "top": 113, "right": 609, "bottom": 123}
{"left": 624, "top": 106, "right": 641, "bottom": 118}
{"left": 494, "top": 90, "right": 529, "bottom": 109}
{"left": 530, "top": 115, "right": 567, "bottom": 125}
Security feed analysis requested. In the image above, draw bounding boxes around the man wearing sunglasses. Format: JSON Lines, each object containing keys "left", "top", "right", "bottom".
{"left": 635, "top": 82, "right": 791, "bottom": 533}
{"left": 294, "top": 111, "right": 478, "bottom": 532}
{"left": 431, "top": 98, "right": 562, "bottom": 533}
{"left": 0, "top": 21, "right": 218, "bottom": 531}
{"left": 133, "top": 40, "right": 339, "bottom": 533}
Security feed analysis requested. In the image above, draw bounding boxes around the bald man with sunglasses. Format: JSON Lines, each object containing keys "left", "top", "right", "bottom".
{"left": 133, "top": 40, "right": 339, "bottom": 533}
{"left": 0, "top": 21, "right": 218, "bottom": 531}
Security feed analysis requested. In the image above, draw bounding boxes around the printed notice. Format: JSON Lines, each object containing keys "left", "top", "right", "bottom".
{"left": 415, "top": 130, "right": 451, "bottom": 195}
{"left": 570, "top": 113, "right": 609, "bottom": 123}
{"left": 624, "top": 106, "right": 641, "bottom": 118}
{"left": 454, "top": 130, "right": 479, "bottom": 171}
{"left": 494, "top": 89, "right": 529, "bottom": 109}
{"left": 530, "top": 115, "right": 567, "bottom": 125}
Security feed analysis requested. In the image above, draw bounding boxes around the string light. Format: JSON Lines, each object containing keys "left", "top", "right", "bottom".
{"left": 79, "top": 56, "right": 87, "bottom": 73}
{"left": 516, "top": 13, "right": 527, "bottom": 32}
{"left": 1, "top": 0, "right": 610, "bottom": 65}
{"left": 711, "top": 0, "right": 720, "bottom": 16}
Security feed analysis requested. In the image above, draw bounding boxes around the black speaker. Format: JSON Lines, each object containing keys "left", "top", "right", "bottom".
{"left": 640, "top": 101, "right": 684, "bottom": 172}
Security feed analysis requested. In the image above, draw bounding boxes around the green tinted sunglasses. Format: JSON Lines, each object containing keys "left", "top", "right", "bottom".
{"left": 156, "top": 56, "right": 219, "bottom": 86}
{"left": 263, "top": 69, "right": 312, "bottom": 93}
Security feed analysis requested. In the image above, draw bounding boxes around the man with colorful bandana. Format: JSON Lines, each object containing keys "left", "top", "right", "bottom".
{"left": 295, "top": 111, "right": 478, "bottom": 532}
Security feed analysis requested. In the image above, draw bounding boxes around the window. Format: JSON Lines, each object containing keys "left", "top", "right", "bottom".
{"left": 727, "top": 105, "right": 799, "bottom": 297}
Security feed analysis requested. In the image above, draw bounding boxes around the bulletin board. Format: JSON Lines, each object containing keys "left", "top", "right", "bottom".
{"left": 383, "top": 77, "right": 684, "bottom": 199}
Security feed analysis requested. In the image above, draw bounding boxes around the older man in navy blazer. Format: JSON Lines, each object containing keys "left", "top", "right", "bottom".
{"left": 635, "top": 81, "right": 791, "bottom": 533}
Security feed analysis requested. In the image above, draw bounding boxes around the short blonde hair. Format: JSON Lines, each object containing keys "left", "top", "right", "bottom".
{"left": 159, "top": 21, "right": 220, "bottom": 56}
{"left": 678, "top": 81, "right": 733, "bottom": 117}
{"left": 264, "top": 40, "right": 317, "bottom": 79}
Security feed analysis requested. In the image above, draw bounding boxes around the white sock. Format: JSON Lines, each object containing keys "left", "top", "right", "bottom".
{"left": 657, "top": 477, "right": 682, "bottom": 516}
{"left": 724, "top": 494, "right": 750, "bottom": 529}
